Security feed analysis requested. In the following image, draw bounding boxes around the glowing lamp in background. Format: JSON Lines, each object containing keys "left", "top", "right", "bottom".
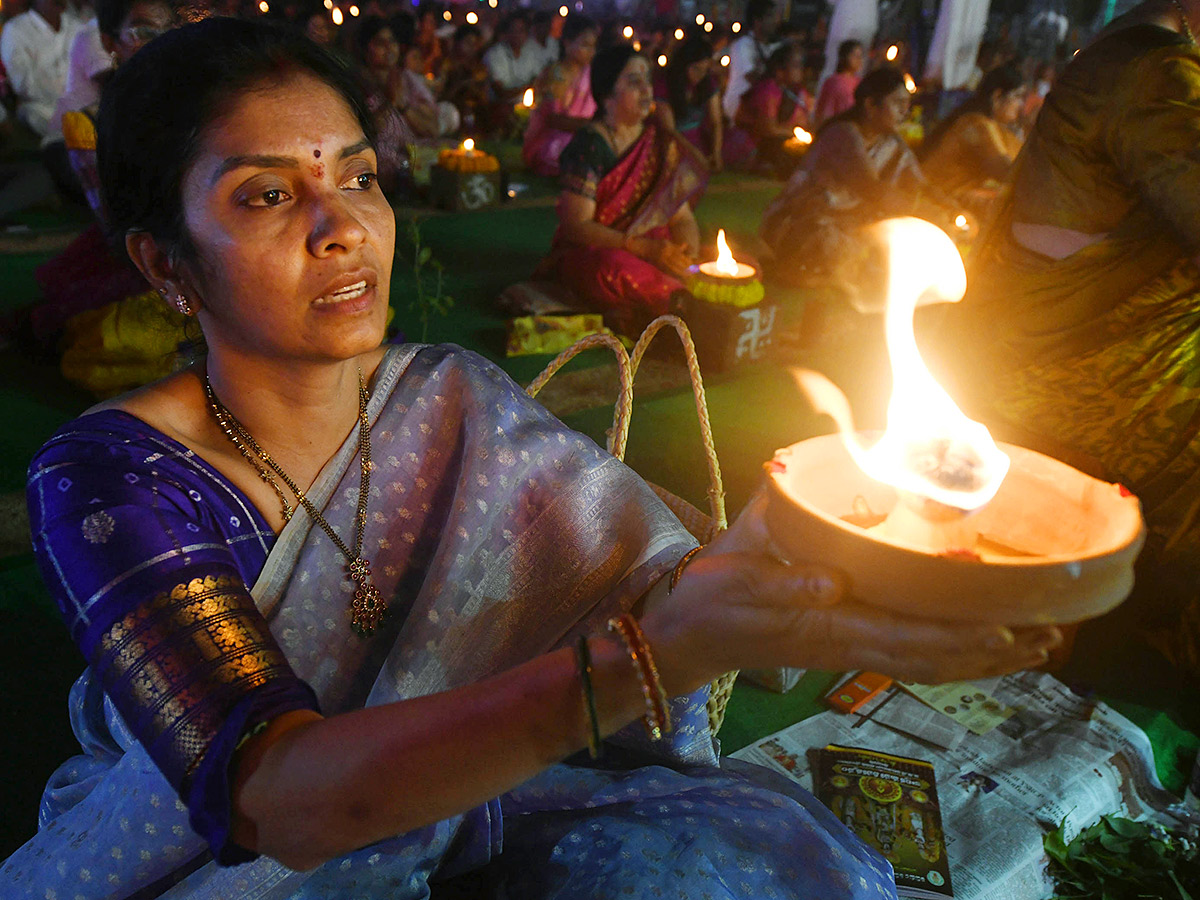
{"left": 695, "top": 13, "right": 705, "bottom": 24}
{"left": 559, "top": 4, "right": 568, "bottom": 14}
{"left": 633, "top": 40, "right": 641, "bottom": 50}
{"left": 704, "top": 21, "right": 713, "bottom": 31}
{"left": 886, "top": 44, "right": 899, "bottom": 61}
{"left": 764, "top": 217, "right": 1145, "bottom": 625}
{"left": 462, "top": 138, "right": 475, "bottom": 153}
{"left": 904, "top": 73, "right": 917, "bottom": 93}
{"left": 258, "top": 0, "right": 268, "bottom": 11}
{"left": 732, "top": 21, "right": 741, "bottom": 32}
{"left": 720, "top": 54, "right": 730, "bottom": 66}
{"left": 442, "top": 9, "right": 451, "bottom": 19}
{"left": 657, "top": 54, "right": 668, "bottom": 66}
{"left": 331, "top": 6, "right": 343, "bottom": 24}
{"left": 323, "top": 0, "right": 331, "bottom": 8}
{"left": 674, "top": 27, "right": 684, "bottom": 39}
{"left": 623, "top": 25, "right": 633, "bottom": 38}
{"left": 466, "top": 10, "right": 478, "bottom": 23}
{"left": 783, "top": 126, "right": 813, "bottom": 156}
{"left": 349, "top": 4, "right": 358, "bottom": 14}
{"left": 955, "top": 214, "right": 968, "bottom": 230}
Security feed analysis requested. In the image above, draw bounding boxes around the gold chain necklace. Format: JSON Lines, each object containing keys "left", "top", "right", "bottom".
{"left": 205, "top": 371, "right": 386, "bottom": 635}
{"left": 1173, "top": 0, "right": 1197, "bottom": 43}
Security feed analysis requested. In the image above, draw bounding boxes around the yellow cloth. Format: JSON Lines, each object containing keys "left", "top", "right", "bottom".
{"left": 934, "top": 23, "right": 1200, "bottom": 675}
{"left": 505, "top": 313, "right": 614, "bottom": 356}
{"left": 60, "top": 292, "right": 191, "bottom": 398}
{"left": 61, "top": 110, "right": 96, "bottom": 151}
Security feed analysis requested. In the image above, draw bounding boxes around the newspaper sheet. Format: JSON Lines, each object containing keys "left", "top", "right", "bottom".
{"left": 730, "top": 669, "right": 1197, "bottom": 900}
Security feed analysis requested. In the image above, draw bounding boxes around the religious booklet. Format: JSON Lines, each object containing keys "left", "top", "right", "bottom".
{"left": 810, "top": 744, "right": 954, "bottom": 899}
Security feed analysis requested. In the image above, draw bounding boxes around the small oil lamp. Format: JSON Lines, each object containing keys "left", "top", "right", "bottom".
{"left": 886, "top": 44, "right": 899, "bottom": 61}
{"left": 764, "top": 218, "right": 1144, "bottom": 625}
{"left": 685, "top": 229, "right": 764, "bottom": 306}
{"left": 785, "top": 125, "right": 814, "bottom": 156}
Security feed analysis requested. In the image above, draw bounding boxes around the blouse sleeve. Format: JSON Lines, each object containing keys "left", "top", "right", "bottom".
{"left": 558, "top": 127, "right": 610, "bottom": 199}
{"left": 1109, "top": 46, "right": 1200, "bottom": 252}
{"left": 27, "top": 426, "right": 319, "bottom": 866}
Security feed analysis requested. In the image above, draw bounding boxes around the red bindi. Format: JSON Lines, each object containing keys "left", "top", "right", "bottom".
{"left": 313, "top": 149, "right": 321, "bottom": 158}
{"left": 310, "top": 163, "right": 325, "bottom": 178}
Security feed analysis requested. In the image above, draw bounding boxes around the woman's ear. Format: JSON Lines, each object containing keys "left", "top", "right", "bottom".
{"left": 125, "top": 232, "right": 199, "bottom": 311}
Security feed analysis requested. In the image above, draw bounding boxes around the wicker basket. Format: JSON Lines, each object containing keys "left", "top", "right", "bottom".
{"left": 526, "top": 315, "right": 738, "bottom": 734}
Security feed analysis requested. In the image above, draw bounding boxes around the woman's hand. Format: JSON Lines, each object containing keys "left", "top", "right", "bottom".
{"left": 625, "top": 235, "right": 694, "bottom": 276}
{"left": 639, "top": 491, "right": 1063, "bottom": 696}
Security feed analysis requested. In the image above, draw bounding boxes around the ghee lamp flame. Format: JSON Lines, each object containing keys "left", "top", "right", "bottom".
{"left": 466, "top": 10, "right": 478, "bottom": 23}
{"left": 623, "top": 25, "right": 633, "bottom": 38}
{"left": 461, "top": 138, "right": 475, "bottom": 152}
{"left": 331, "top": 6, "right": 343, "bottom": 24}
{"left": 522, "top": 87, "right": 534, "bottom": 107}
{"left": 695, "top": 13, "right": 705, "bottom": 24}
{"left": 674, "top": 27, "right": 684, "bottom": 39}
{"left": 795, "top": 218, "right": 1010, "bottom": 517}
{"left": 886, "top": 44, "right": 899, "bottom": 60}
{"left": 633, "top": 40, "right": 641, "bottom": 50}
{"left": 323, "top": 0, "right": 331, "bottom": 8}
{"left": 720, "top": 54, "right": 730, "bottom": 66}
{"left": 732, "top": 21, "right": 742, "bottom": 32}
{"left": 258, "top": 0, "right": 268, "bottom": 12}
{"left": 704, "top": 21, "right": 713, "bottom": 31}
{"left": 559, "top": 4, "right": 568, "bottom": 14}
{"left": 348, "top": 4, "right": 358, "bottom": 14}
{"left": 904, "top": 73, "right": 917, "bottom": 93}
{"left": 443, "top": 9, "right": 451, "bottom": 19}
{"left": 698, "top": 229, "right": 756, "bottom": 280}
{"left": 955, "top": 214, "right": 968, "bottom": 230}
{"left": 792, "top": 126, "right": 812, "bottom": 144}
{"left": 658, "top": 54, "right": 668, "bottom": 66}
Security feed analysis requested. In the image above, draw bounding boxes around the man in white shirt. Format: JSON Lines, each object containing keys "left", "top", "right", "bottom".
{"left": 1, "top": 0, "right": 84, "bottom": 140}
{"left": 45, "top": 16, "right": 109, "bottom": 143}
{"left": 722, "top": 0, "right": 779, "bottom": 120}
{"left": 523, "top": 10, "right": 560, "bottom": 76}
{"left": 483, "top": 11, "right": 542, "bottom": 94}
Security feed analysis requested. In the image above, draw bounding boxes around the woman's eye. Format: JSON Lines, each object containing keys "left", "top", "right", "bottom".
{"left": 348, "top": 172, "right": 378, "bottom": 191}
{"left": 246, "top": 188, "right": 290, "bottom": 207}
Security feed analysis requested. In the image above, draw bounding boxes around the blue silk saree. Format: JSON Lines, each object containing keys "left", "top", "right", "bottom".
{"left": 5, "top": 344, "right": 897, "bottom": 900}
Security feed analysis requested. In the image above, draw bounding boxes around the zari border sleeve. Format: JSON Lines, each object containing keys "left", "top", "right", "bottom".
{"left": 27, "top": 421, "right": 319, "bottom": 865}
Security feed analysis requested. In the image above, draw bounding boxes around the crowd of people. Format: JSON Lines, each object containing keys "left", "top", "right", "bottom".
{"left": 5, "top": 0, "right": 1200, "bottom": 894}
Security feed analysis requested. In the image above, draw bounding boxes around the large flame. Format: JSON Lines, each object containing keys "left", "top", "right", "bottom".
{"left": 714, "top": 229, "right": 740, "bottom": 277}
{"left": 792, "top": 126, "right": 813, "bottom": 144}
{"left": 797, "top": 218, "right": 1009, "bottom": 511}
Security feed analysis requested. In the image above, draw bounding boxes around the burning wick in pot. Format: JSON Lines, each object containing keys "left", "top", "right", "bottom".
{"left": 793, "top": 217, "right": 1010, "bottom": 552}
{"left": 698, "top": 229, "right": 756, "bottom": 280}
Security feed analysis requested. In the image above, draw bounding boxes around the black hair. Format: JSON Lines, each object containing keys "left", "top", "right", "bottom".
{"left": 590, "top": 43, "right": 639, "bottom": 116}
{"left": 452, "top": 23, "right": 480, "bottom": 44}
{"left": 664, "top": 36, "right": 712, "bottom": 121}
{"left": 764, "top": 40, "right": 801, "bottom": 79}
{"left": 98, "top": 17, "right": 375, "bottom": 258}
{"left": 921, "top": 63, "right": 1024, "bottom": 157}
{"left": 745, "top": 0, "right": 774, "bottom": 29}
{"left": 531, "top": 10, "right": 552, "bottom": 27}
{"left": 96, "top": 0, "right": 169, "bottom": 39}
{"left": 561, "top": 12, "right": 595, "bottom": 45}
{"left": 354, "top": 15, "right": 393, "bottom": 59}
{"left": 836, "top": 38, "right": 862, "bottom": 72}
{"left": 498, "top": 10, "right": 529, "bottom": 36}
{"left": 852, "top": 65, "right": 905, "bottom": 107}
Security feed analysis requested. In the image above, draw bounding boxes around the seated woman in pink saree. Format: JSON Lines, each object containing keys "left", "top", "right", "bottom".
{"left": 538, "top": 45, "right": 708, "bottom": 337}
{"left": 521, "top": 14, "right": 598, "bottom": 176}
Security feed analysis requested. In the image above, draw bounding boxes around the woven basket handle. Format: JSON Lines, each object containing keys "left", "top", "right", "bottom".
{"left": 525, "top": 315, "right": 726, "bottom": 533}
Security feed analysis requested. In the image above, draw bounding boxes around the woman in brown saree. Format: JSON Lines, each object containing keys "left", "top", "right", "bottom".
{"left": 538, "top": 44, "right": 709, "bottom": 337}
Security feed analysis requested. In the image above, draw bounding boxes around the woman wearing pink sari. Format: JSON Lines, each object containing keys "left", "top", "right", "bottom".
{"left": 539, "top": 45, "right": 708, "bottom": 336}
{"left": 522, "top": 14, "right": 598, "bottom": 176}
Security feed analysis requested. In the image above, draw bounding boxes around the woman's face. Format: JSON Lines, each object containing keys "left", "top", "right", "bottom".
{"left": 606, "top": 55, "right": 653, "bottom": 124}
{"left": 111, "top": 0, "right": 174, "bottom": 66}
{"left": 866, "top": 84, "right": 911, "bottom": 132}
{"left": 686, "top": 57, "right": 710, "bottom": 87}
{"left": 846, "top": 44, "right": 864, "bottom": 74}
{"left": 366, "top": 27, "right": 400, "bottom": 69}
{"left": 991, "top": 86, "right": 1024, "bottom": 124}
{"left": 779, "top": 51, "right": 803, "bottom": 86}
{"left": 565, "top": 28, "right": 597, "bottom": 66}
{"left": 176, "top": 74, "right": 394, "bottom": 365}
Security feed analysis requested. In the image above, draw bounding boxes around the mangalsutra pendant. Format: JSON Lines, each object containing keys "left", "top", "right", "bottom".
{"left": 349, "top": 557, "right": 387, "bottom": 634}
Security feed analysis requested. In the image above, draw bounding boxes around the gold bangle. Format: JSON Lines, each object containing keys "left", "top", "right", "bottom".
{"left": 608, "top": 613, "right": 671, "bottom": 740}
{"left": 668, "top": 546, "right": 703, "bottom": 595}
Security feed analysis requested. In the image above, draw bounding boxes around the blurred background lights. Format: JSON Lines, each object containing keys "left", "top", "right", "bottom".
{"left": 695, "top": 13, "right": 704, "bottom": 24}
{"left": 559, "top": 4, "right": 567, "bottom": 13}
{"left": 673, "top": 27, "right": 683, "bottom": 39}
{"left": 886, "top": 44, "right": 899, "bottom": 60}
{"left": 703, "top": 21, "right": 712, "bottom": 31}
{"left": 442, "top": 9, "right": 451, "bottom": 19}
{"left": 657, "top": 54, "right": 667, "bottom": 66}
{"left": 348, "top": 4, "right": 358, "bottom": 15}
{"left": 622, "top": 25, "right": 633, "bottom": 38}
{"left": 731, "top": 21, "right": 741, "bottom": 32}
{"left": 257, "top": 0, "right": 268, "bottom": 11}
{"left": 331, "top": 6, "right": 342, "bottom": 24}
{"left": 720, "top": 54, "right": 729, "bottom": 66}
{"left": 466, "top": 10, "right": 477, "bottom": 23}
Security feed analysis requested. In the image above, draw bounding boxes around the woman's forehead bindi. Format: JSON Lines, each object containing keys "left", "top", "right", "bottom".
{"left": 313, "top": 149, "right": 321, "bottom": 158}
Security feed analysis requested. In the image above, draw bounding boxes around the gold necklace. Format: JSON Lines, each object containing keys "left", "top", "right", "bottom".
{"left": 205, "top": 371, "right": 387, "bottom": 635}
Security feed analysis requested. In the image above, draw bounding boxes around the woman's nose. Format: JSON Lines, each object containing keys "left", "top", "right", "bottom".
{"left": 308, "top": 191, "right": 369, "bottom": 257}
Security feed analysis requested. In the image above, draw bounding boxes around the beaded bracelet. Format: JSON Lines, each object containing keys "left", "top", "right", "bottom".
{"left": 608, "top": 613, "right": 671, "bottom": 740}
{"left": 575, "top": 635, "right": 602, "bottom": 759}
